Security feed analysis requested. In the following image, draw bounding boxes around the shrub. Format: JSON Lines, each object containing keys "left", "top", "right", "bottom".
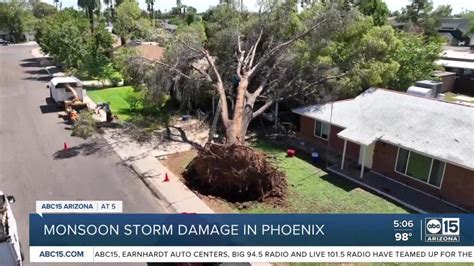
{"left": 102, "top": 63, "right": 123, "bottom": 85}
{"left": 125, "top": 91, "right": 144, "bottom": 112}
{"left": 113, "top": 47, "right": 140, "bottom": 83}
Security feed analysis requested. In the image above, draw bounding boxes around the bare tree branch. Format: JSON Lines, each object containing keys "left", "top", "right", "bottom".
{"left": 178, "top": 39, "right": 205, "bottom": 55}
{"left": 249, "top": 18, "right": 328, "bottom": 75}
{"left": 250, "top": 59, "right": 279, "bottom": 100}
{"left": 246, "top": 30, "right": 263, "bottom": 71}
{"left": 191, "top": 65, "right": 212, "bottom": 82}
{"left": 237, "top": 35, "right": 243, "bottom": 54}
{"left": 203, "top": 50, "right": 231, "bottom": 127}
{"left": 252, "top": 99, "right": 274, "bottom": 119}
{"left": 134, "top": 56, "right": 196, "bottom": 80}
{"left": 236, "top": 35, "right": 245, "bottom": 78}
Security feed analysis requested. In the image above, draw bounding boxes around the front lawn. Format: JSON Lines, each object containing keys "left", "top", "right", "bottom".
{"left": 86, "top": 86, "right": 136, "bottom": 120}
{"left": 239, "top": 140, "right": 409, "bottom": 213}
{"left": 163, "top": 140, "right": 410, "bottom": 214}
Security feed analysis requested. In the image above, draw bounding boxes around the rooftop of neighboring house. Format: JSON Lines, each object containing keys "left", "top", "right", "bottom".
{"left": 438, "top": 18, "right": 471, "bottom": 34}
{"left": 157, "top": 20, "right": 178, "bottom": 31}
{"left": 292, "top": 88, "right": 474, "bottom": 171}
{"left": 134, "top": 43, "right": 165, "bottom": 61}
{"left": 436, "top": 46, "right": 474, "bottom": 70}
{"left": 440, "top": 47, "right": 474, "bottom": 61}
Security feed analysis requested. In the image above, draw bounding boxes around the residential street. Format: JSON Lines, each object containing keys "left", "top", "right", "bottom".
{"left": 0, "top": 44, "right": 166, "bottom": 265}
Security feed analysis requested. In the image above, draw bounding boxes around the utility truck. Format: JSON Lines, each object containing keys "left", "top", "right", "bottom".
{"left": 47, "top": 77, "right": 89, "bottom": 123}
{"left": 0, "top": 191, "right": 23, "bottom": 266}
{"left": 47, "top": 77, "right": 86, "bottom": 109}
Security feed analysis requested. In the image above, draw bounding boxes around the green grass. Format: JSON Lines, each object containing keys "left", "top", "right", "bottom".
{"left": 444, "top": 92, "right": 457, "bottom": 102}
{"left": 86, "top": 86, "right": 136, "bottom": 120}
{"left": 238, "top": 140, "right": 409, "bottom": 214}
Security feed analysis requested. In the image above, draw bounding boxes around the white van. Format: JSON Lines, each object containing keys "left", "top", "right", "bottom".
{"left": 0, "top": 191, "right": 23, "bottom": 266}
{"left": 47, "top": 77, "right": 83, "bottom": 105}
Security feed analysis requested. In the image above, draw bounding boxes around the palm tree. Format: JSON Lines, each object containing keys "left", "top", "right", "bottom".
{"left": 103, "top": 0, "right": 115, "bottom": 23}
{"left": 77, "top": 0, "right": 101, "bottom": 33}
{"left": 146, "top": 0, "right": 155, "bottom": 24}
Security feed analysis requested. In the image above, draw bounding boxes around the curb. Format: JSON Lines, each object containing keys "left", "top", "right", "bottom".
{"left": 129, "top": 156, "right": 214, "bottom": 214}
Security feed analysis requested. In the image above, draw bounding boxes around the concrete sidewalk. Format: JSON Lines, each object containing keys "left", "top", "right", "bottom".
{"left": 102, "top": 129, "right": 214, "bottom": 214}
{"left": 83, "top": 95, "right": 214, "bottom": 214}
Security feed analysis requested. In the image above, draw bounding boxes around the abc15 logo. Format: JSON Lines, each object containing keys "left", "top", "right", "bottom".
{"left": 425, "top": 218, "right": 460, "bottom": 236}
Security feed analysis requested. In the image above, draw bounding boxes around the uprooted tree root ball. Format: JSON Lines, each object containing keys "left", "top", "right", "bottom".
{"left": 183, "top": 143, "right": 287, "bottom": 203}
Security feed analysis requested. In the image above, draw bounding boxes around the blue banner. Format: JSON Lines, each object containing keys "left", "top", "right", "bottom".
{"left": 30, "top": 214, "right": 474, "bottom": 246}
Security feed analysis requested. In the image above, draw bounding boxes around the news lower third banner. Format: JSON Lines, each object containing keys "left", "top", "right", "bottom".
{"left": 30, "top": 214, "right": 474, "bottom": 263}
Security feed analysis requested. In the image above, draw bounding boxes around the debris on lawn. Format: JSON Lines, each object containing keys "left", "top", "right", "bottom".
{"left": 71, "top": 111, "right": 98, "bottom": 139}
{"left": 183, "top": 143, "right": 287, "bottom": 204}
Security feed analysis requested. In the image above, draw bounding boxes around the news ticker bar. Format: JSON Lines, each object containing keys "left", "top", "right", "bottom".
{"left": 30, "top": 246, "right": 474, "bottom": 263}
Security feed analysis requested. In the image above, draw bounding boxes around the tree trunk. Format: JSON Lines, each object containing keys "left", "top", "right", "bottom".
{"left": 225, "top": 76, "right": 255, "bottom": 145}
{"left": 225, "top": 109, "right": 253, "bottom": 144}
{"left": 225, "top": 77, "right": 248, "bottom": 144}
{"left": 111, "top": 3, "right": 115, "bottom": 22}
{"left": 89, "top": 11, "right": 94, "bottom": 34}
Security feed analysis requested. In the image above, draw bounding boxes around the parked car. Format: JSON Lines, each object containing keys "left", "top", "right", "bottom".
{"left": 0, "top": 191, "right": 23, "bottom": 266}
{"left": 44, "top": 66, "right": 65, "bottom": 78}
{"left": 0, "top": 39, "right": 10, "bottom": 46}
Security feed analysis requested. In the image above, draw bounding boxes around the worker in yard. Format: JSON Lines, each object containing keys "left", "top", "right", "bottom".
{"left": 95, "top": 102, "right": 113, "bottom": 122}
{"left": 70, "top": 109, "right": 78, "bottom": 123}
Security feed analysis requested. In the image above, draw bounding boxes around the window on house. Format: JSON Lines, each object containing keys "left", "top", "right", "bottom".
{"left": 395, "top": 148, "right": 446, "bottom": 188}
{"left": 429, "top": 159, "right": 445, "bottom": 187}
{"left": 396, "top": 148, "right": 409, "bottom": 173}
{"left": 314, "top": 120, "right": 329, "bottom": 140}
{"left": 406, "top": 152, "right": 431, "bottom": 182}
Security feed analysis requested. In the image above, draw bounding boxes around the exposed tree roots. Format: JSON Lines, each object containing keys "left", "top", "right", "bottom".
{"left": 183, "top": 143, "right": 287, "bottom": 204}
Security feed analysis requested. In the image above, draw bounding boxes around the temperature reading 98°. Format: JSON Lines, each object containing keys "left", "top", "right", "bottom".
{"left": 395, "top": 232, "right": 413, "bottom": 241}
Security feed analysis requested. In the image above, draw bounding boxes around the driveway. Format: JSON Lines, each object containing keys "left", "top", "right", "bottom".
{"left": 0, "top": 44, "right": 166, "bottom": 265}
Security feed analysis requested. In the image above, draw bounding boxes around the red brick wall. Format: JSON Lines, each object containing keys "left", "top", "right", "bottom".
{"left": 372, "top": 141, "right": 440, "bottom": 196}
{"left": 297, "top": 116, "right": 359, "bottom": 161}
{"left": 372, "top": 141, "right": 474, "bottom": 210}
{"left": 440, "top": 164, "right": 474, "bottom": 210}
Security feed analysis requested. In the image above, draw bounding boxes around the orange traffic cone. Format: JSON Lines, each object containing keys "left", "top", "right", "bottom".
{"left": 63, "top": 142, "right": 68, "bottom": 151}
{"left": 163, "top": 173, "right": 170, "bottom": 182}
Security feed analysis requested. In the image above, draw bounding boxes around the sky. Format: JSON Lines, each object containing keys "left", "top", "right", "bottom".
{"left": 43, "top": 0, "right": 473, "bottom": 14}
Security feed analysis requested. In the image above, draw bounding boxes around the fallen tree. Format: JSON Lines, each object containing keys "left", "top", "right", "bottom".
{"left": 126, "top": 1, "right": 397, "bottom": 202}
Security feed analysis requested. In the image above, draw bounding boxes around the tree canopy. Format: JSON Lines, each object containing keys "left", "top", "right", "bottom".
{"left": 35, "top": 9, "right": 113, "bottom": 73}
{"left": 115, "top": 0, "right": 153, "bottom": 43}
{"left": 32, "top": 2, "right": 57, "bottom": 19}
{"left": 128, "top": 1, "right": 404, "bottom": 143}
{"left": 77, "top": 0, "right": 101, "bottom": 33}
{"left": 355, "top": 0, "right": 389, "bottom": 26}
{"left": 0, "top": 0, "right": 35, "bottom": 42}
{"left": 388, "top": 32, "right": 441, "bottom": 90}
{"left": 397, "top": 0, "right": 451, "bottom": 36}
{"left": 125, "top": 0, "right": 444, "bottom": 143}
{"left": 463, "top": 11, "right": 474, "bottom": 34}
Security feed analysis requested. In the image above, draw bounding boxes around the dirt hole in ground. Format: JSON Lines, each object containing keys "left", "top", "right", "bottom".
{"left": 183, "top": 143, "right": 287, "bottom": 204}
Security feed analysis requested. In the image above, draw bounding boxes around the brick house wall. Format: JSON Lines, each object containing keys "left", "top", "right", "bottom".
{"left": 440, "top": 164, "right": 474, "bottom": 210}
{"left": 372, "top": 141, "right": 474, "bottom": 210}
{"left": 297, "top": 116, "right": 360, "bottom": 161}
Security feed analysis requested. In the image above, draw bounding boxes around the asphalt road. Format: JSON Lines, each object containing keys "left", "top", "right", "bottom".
{"left": 0, "top": 44, "right": 166, "bottom": 265}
